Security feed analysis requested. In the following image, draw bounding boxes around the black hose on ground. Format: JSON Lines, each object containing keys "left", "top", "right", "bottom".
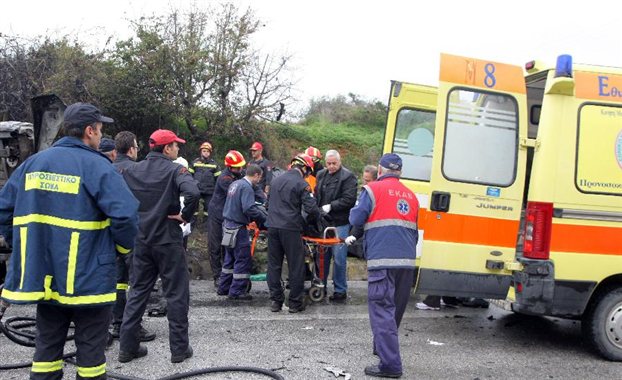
{"left": 1, "top": 285, "right": 285, "bottom": 379}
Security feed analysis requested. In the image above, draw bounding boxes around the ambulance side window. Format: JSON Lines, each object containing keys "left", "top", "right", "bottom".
{"left": 576, "top": 104, "right": 622, "bottom": 196}
{"left": 442, "top": 89, "right": 518, "bottom": 186}
{"left": 391, "top": 108, "right": 436, "bottom": 181}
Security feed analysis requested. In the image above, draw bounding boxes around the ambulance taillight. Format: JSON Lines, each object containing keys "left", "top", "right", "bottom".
{"left": 522, "top": 202, "right": 553, "bottom": 260}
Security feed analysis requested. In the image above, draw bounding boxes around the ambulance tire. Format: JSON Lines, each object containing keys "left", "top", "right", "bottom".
{"left": 583, "top": 286, "right": 622, "bottom": 361}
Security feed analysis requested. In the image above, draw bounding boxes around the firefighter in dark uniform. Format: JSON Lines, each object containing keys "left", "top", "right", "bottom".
{"left": 189, "top": 141, "right": 221, "bottom": 215}
{"left": 118, "top": 129, "right": 199, "bottom": 364}
{"left": 0, "top": 103, "right": 139, "bottom": 380}
{"left": 349, "top": 153, "right": 419, "bottom": 379}
{"left": 266, "top": 154, "right": 320, "bottom": 313}
{"left": 217, "top": 164, "right": 267, "bottom": 300}
{"left": 206, "top": 150, "right": 246, "bottom": 287}
{"left": 304, "top": 146, "right": 323, "bottom": 192}
{"left": 108, "top": 131, "right": 155, "bottom": 343}
{"left": 249, "top": 141, "right": 273, "bottom": 194}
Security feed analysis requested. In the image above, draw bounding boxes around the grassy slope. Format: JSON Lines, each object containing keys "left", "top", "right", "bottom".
{"left": 262, "top": 120, "right": 384, "bottom": 178}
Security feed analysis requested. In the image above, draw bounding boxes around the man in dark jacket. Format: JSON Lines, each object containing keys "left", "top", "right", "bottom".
{"left": 0, "top": 103, "right": 139, "bottom": 380}
{"left": 206, "top": 150, "right": 246, "bottom": 287}
{"left": 315, "top": 149, "right": 358, "bottom": 302}
{"left": 249, "top": 141, "right": 272, "bottom": 194}
{"left": 119, "top": 129, "right": 199, "bottom": 364}
{"left": 189, "top": 141, "right": 220, "bottom": 216}
{"left": 267, "top": 154, "right": 320, "bottom": 313}
{"left": 113, "top": 131, "right": 139, "bottom": 172}
{"left": 217, "top": 164, "right": 267, "bottom": 300}
{"left": 108, "top": 131, "right": 155, "bottom": 343}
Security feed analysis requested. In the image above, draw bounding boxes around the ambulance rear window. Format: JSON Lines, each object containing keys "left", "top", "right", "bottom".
{"left": 391, "top": 108, "right": 436, "bottom": 181}
{"left": 442, "top": 88, "right": 518, "bottom": 187}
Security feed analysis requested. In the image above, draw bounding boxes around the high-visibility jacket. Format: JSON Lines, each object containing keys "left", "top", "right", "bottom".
{"left": 189, "top": 157, "right": 221, "bottom": 196}
{"left": 0, "top": 137, "right": 139, "bottom": 306}
{"left": 349, "top": 174, "right": 419, "bottom": 270}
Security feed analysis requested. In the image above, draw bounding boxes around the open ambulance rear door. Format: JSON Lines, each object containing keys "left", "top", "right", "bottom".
{"left": 416, "top": 54, "right": 528, "bottom": 298}
{"left": 383, "top": 81, "right": 437, "bottom": 261}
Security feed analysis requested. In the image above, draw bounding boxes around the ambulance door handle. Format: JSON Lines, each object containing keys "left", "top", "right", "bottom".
{"left": 430, "top": 191, "right": 451, "bottom": 212}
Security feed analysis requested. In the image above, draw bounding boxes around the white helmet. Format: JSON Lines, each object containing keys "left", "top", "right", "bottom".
{"left": 174, "top": 156, "right": 189, "bottom": 169}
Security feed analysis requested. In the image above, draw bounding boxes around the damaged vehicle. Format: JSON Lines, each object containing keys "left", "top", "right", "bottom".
{"left": 0, "top": 94, "right": 65, "bottom": 283}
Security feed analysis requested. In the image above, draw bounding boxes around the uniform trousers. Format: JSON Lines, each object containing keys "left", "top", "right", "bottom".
{"left": 207, "top": 216, "right": 224, "bottom": 282}
{"left": 267, "top": 228, "right": 305, "bottom": 309}
{"left": 112, "top": 254, "right": 131, "bottom": 328}
{"left": 367, "top": 268, "right": 414, "bottom": 373}
{"left": 31, "top": 303, "right": 111, "bottom": 380}
{"left": 218, "top": 228, "right": 252, "bottom": 296}
{"left": 119, "top": 241, "right": 189, "bottom": 357}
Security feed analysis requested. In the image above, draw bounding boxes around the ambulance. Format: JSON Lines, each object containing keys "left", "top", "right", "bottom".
{"left": 383, "top": 53, "right": 622, "bottom": 360}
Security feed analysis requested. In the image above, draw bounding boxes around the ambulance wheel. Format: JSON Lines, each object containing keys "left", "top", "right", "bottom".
{"left": 583, "top": 286, "right": 622, "bottom": 361}
{"left": 309, "top": 286, "right": 324, "bottom": 303}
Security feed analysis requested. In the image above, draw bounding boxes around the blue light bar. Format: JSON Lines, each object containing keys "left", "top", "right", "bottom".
{"left": 555, "top": 54, "right": 573, "bottom": 78}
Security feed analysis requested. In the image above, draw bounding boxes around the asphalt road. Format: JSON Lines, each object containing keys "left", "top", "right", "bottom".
{"left": 1, "top": 281, "right": 621, "bottom": 379}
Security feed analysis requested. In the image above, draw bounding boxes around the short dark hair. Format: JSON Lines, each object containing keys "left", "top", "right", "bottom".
{"left": 246, "top": 164, "right": 263, "bottom": 177}
{"left": 115, "top": 131, "right": 137, "bottom": 154}
{"left": 62, "top": 123, "right": 87, "bottom": 138}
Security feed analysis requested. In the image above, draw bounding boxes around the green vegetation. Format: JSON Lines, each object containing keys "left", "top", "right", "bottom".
{"left": 260, "top": 94, "right": 387, "bottom": 177}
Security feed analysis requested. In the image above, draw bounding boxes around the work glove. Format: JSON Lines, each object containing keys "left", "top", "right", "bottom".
{"left": 322, "top": 204, "right": 331, "bottom": 213}
{"left": 345, "top": 235, "right": 357, "bottom": 246}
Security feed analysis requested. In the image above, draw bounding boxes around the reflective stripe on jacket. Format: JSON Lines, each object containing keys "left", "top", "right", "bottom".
{"left": 190, "top": 157, "right": 221, "bottom": 195}
{"left": 0, "top": 137, "right": 139, "bottom": 306}
{"left": 349, "top": 174, "right": 418, "bottom": 269}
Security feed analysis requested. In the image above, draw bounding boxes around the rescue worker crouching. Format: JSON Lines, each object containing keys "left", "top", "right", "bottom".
{"left": 217, "top": 164, "right": 268, "bottom": 300}
{"left": 207, "top": 150, "right": 246, "bottom": 288}
{"left": 266, "top": 154, "right": 320, "bottom": 313}
{"left": 0, "top": 103, "right": 139, "bottom": 380}
{"left": 118, "top": 129, "right": 199, "bottom": 364}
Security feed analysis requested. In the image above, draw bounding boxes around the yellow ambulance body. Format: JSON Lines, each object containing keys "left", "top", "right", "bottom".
{"left": 383, "top": 54, "right": 622, "bottom": 360}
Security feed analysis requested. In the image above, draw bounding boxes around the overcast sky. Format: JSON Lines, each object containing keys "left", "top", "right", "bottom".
{"left": 3, "top": 0, "right": 622, "bottom": 107}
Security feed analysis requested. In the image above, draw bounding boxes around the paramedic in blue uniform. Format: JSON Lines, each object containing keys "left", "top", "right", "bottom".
{"left": 207, "top": 150, "right": 247, "bottom": 287}
{"left": 118, "top": 129, "right": 199, "bottom": 364}
{"left": 217, "top": 164, "right": 267, "bottom": 300}
{"left": 0, "top": 103, "right": 139, "bottom": 380}
{"left": 349, "top": 153, "right": 419, "bottom": 379}
{"left": 266, "top": 154, "right": 320, "bottom": 313}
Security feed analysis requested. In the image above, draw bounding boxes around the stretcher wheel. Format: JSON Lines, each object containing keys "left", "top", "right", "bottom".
{"left": 309, "top": 286, "right": 324, "bottom": 302}
{"left": 246, "top": 281, "right": 252, "bottom": 293}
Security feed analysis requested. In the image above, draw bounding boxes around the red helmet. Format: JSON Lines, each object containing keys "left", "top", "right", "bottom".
{"left": 304, "top": 146, "right": 322, "bottom": 161}
{"left": 250, "top": 142, "right": 263, "bottom": 151}
{"left": 224, "top": 150, "right": 246, "bottom": 168}
{"left": 199, "top": 141, "right": 212, "bottom": 152}
{"left": 291, "top": 153, "right": 314, "bottom": 170}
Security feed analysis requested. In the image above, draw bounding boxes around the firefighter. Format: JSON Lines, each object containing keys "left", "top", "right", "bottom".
{"left": 118, "top": 129, "right": 199, "bottom": 364}
{"left": 189, "top": 142, "right": 221, "bottom": 216}
{"left": 304, "top": 146, "right": 323, "bottom": 192}
{"left": 349, "top": 153, "right": 419, "bottom": 379}
{"left": 206, "top": 150, "right": 246, "bottom": 287}
{"left": 266, "top": 154, "right": 320, "bottom": 313}
{"left": 0, "top": 103, "right": 139, "bottom": 380}
{"left": 108, "top": 131, "right": 155, "bottom": 343}
{"left": 249, "top": 142, "right": 273, "bottom": 194}
{"left": 217, "top": 164, "right": 267, "bottom": 300}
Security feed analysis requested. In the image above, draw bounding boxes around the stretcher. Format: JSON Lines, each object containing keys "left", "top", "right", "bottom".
{"left": 247, "top": 224, "right": 343, "bottom": 303}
